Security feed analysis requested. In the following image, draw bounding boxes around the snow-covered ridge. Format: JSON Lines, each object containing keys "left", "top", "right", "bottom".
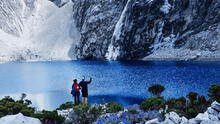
{"left": 0, "top": 0, "right": 79, "bottom": 62}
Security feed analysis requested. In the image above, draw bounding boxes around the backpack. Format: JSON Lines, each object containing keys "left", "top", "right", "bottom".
{"left": 74, "top": 83, "right": 80, "bottom": 92}
{"left": 71, "top": 88, "right": 75, "bottom": 95}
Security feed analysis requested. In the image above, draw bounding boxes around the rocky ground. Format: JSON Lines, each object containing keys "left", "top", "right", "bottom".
{"left": 1, "top": 101, "right": 219, "bottom": 124}
{"left": 56, "top": 101, "right": 220, "bottom": 124}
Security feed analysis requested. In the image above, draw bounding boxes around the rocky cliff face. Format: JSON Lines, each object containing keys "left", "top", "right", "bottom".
{"left": 73, "top": 0, "right": 220, "bottom": 61}
{"left": 71, "top": 0, "right": 127, "bottom": 60}
{"left": 0, "top": 0, "right": 219, "bottom": 62}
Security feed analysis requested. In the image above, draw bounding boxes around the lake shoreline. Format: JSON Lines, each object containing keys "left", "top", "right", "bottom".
{"left": 1, "top": 58, "right": 220, "bottom": 64}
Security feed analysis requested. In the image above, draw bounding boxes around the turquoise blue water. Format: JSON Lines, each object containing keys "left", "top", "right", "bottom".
{"left": 0, "top": 60, "right": 219, "bottom": 110}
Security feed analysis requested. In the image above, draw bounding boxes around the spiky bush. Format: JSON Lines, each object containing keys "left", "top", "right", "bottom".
{"left": 148, "top": 84, "right": 165, "bottom": 96}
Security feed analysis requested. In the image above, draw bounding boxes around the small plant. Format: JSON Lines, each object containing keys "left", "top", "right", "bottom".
{"left": 34, "top": 110, "right": 65, "bottom": 124}
{"left": 128, "top": 108, "right": 139, "bottom": 114}
{"left": 0, "top": 112, "right": 4, "bottom": 118}
{"left": 0, "top": 96, "right": 35, "bottom": 117}
{"left": 166, "top": 97, "right": 186, "bottom": 111}
{"left": 187, "top": 92, "right": 198, "bottom": 103}
{"left": 148, "top": 84, "right": 165, "bottom": 96}
{"left": 20, "top": 108, "right": 34, "bottom": 116}
{"left": 140, "top": 97, "right": 165, "bottom": 111}
{"left": 1, "top": 96, "right": 15, "bottom": 102}
{"left": 24, "top": 99, "right": 32, "bottom": 106}
{"left": 56, "top": 101, "right": 75, "bottom": 110}
{"left": 186, "top": 107, "right": 199, "bottom": 119}
{"left": 0, "top": 105, "right": 8, "bottom": 115}
{"left": 208, "top": 84, "right": 220, "bottom": 102}
{"left": 73, "top": 103, "right": 90, "bottom": 115}
{"left": 106, "top": 102, "right": 123, "bottom": 113}
{"left": 89, "top": 106, "right": 102, "bottom": 115}
{"left": 72, "top": 104, "right": 91, "bottom": 123}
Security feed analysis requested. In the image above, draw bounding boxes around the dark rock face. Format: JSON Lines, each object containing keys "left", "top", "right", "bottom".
{"left": 71, "top": 0, "right": 127, "bottom": 60}
{"left": 71, "top": 0, "right": 220, "bottom": 60}
{"left": 49, "top": 0, "right": 70, "bottom": 7}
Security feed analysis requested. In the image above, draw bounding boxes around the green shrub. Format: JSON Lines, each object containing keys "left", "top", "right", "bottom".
{"left": 56, "top": 101, "right": 75, "bottom": 110}
{"left": 73, "top": 103, "right": 90, "bottom": 115}
{"left": 186, "top": 107, "right": 199, "bottom": 119}
{"left": 0, "top": 112, "right": 5, "bottom": 118}
{"left": 140, "top": 97, "right": 165, "bottom": 111}
{"left": 24, "top": 100, "right": 32, "bottom": 106}
{"left": 167, "top": 97, "right": 186, "bottom": 110}
{"left": 198, "top": 96, "right": 206, "bottom": 104}
{"left": 34, "top": 110, "right": 65, "bottom": 124}
{"left": 1, "top": 96, "right": 15, "bottom": 102}
{"left": 0, "top": 105, "right": 8, "bottom": 115}
{"left": 11, "top": 103, "right": 23, "bottom": 114}
{"left": 208, "top": 84, "right": 220, "bottom": 102}
{"left": 0, "top": 96, "right": 35, "bottom": 117}
{"left": 166, "top": 93, "right": 209, "bottom": 119}
{"left": 148, "top": 84, "right": 165, "bottom": 96}
{"left": 128, "top": 108, "right": 139, "bottom": 114}
{"left": 89, "top": 106, "right": 102, "bottom": 115}
{"left": 187, "top": 92, "right": 198, "bottom": 103}
{"left": 72, "top": 104, "right": 92, "bottom": 124}
{"left": 106, "top": 102, "right": 123, "bottom": 113}
{"left": 21, "top": 108, "right": 34, "bottom": 116}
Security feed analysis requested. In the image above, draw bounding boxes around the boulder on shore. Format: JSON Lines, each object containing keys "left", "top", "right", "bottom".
{"left": 0, "top": 113, "right": 42, "bottom": 124}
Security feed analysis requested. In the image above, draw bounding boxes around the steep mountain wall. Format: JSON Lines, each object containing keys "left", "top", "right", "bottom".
{"left": 71, "top": 0, "right": 127, "bottom": 60}
{"left": 0, "top": 0, "right": 219, "bottom": 62}
{"left": 73, "top": 0, "right": 220, "bottom": 61}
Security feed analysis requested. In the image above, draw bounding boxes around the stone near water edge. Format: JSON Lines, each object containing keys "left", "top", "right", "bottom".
{"left": 168, "top": 112, "right": 181, "bottom": 124}
{"left": 195, "top": 112, "right": 209, "bottom": 123}
{"left": 208, "top": 114, "right": 219, "bottom": 122}
{"left": 145, "top": 118, "right": 160, "bottom": 124}
{"left": 180, "top": 117, "right": 188, "bottom": 124}
{"left": 0, "top": 113, "right": 42, "bottom": 124}
{"left": 200, "top": 120, "right": 220, "bottom": 124}
{"left": 207, "top": 107, "right": 219, "bottom": 116}
{"left": 160, "top": 118, "right": 175, "bottom": 124}
{"left": 211, "top": 101, "right": 220, "bottom": 112}
{"left": 64, "top": 117, "right": 73, "bottom": 124}
{"left": 188, "top": 118, "right": 199, "bottom": 124}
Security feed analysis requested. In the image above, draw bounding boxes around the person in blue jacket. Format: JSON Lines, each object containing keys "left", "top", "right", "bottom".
{"left": 79, "top": 77, "right": 92, "bottom": 104}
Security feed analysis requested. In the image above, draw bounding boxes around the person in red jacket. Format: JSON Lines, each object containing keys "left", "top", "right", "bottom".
{"left": 72, "top": 79, "right": 80, "bottom": 105}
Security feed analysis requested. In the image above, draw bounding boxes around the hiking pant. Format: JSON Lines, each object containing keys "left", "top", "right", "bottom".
{"left": 74, "top": 94, "right": 80, "bottom": 105}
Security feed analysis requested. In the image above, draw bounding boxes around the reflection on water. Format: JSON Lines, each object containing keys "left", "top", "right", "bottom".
{"left": 0, "top": 60, "right": 220, "bottom": 110}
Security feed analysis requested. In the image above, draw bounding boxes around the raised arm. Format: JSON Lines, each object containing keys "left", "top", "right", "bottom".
{"left": 87, "top": 78, "right": 92, "bottom": 84}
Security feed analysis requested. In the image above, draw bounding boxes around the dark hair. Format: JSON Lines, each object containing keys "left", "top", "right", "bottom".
{"left": 73, "top": 79, "right": 77, "bottom": 83}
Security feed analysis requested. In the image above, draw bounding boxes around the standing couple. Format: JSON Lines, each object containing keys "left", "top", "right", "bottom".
{"left": 71, "top": 77, "right": 92, "bottom": 104}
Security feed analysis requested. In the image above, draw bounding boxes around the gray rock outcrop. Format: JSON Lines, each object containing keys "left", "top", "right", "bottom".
{"left": 71, "top": 0, "right": 220, "bottom": 61}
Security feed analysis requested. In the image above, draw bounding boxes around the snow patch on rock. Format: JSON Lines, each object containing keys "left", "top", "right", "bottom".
{"left": 160, "top": 0, "right": 171, "bottom": 14}
{"left": 0, "top": 113, "right": 42, "bottom": 124}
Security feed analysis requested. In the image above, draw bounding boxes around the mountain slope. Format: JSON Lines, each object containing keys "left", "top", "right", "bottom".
{"left": 0, "top": 0, "right": 79, "bottom": 62}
